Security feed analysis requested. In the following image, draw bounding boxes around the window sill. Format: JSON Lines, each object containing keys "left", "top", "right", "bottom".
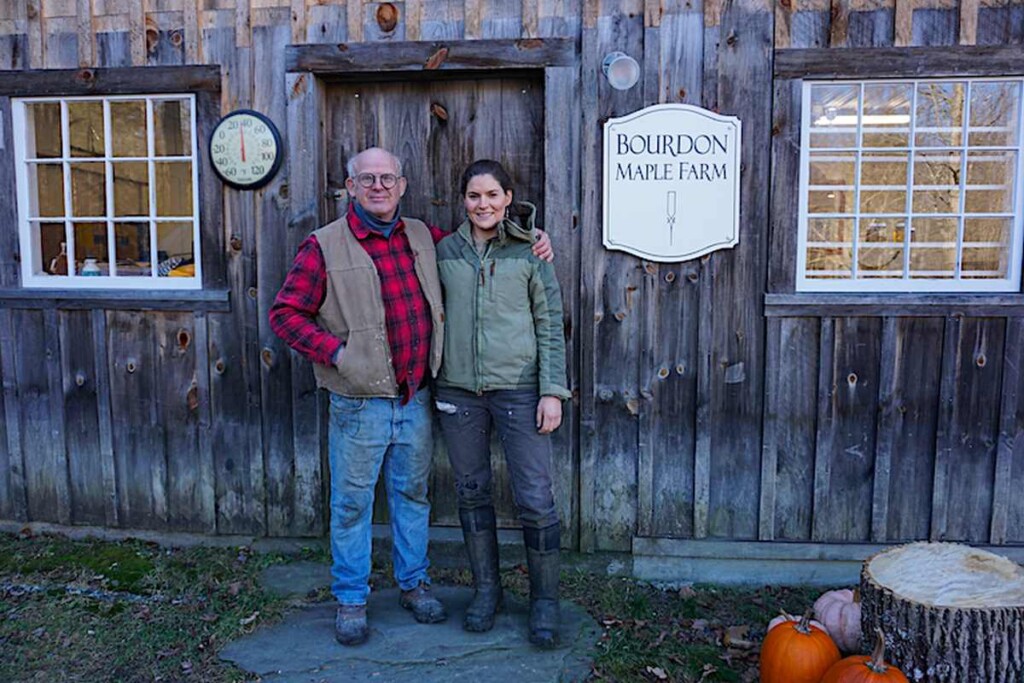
{"left": 0, "top": 288, "right": 230, "bottom": 312}
{"left": 764, "top": 292, "right": 1024, "bottom": 317}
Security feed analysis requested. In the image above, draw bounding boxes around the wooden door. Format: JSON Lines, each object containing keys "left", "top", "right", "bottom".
{"left": 324, "top": 74, "right": 548, "bottom": 528}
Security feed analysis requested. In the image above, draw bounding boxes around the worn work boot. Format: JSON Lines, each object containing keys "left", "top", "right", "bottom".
{"left": 459, "top": 506, "right": 503, "bottom": 632}
{"left": 524, "top": 523, "right": 560, "bottom": 649}
{"left": 399, "top": 582, "right": 448, "bottom": 623}
{"left": 335, "top": 604, "right": 368, "bottom": 646}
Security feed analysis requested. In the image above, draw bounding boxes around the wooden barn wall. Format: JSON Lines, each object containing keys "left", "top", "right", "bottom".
{"left": 0, "top": 0, "right": 1023, "bottom": 553}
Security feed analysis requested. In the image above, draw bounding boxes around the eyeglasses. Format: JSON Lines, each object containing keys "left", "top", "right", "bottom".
{"left": 354, "top": 172, "right": 400, "bottom": 189}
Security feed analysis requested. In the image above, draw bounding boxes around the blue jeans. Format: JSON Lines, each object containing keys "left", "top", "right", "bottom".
{"left": 328, "top": 388, "right": 433, "bottom": 606}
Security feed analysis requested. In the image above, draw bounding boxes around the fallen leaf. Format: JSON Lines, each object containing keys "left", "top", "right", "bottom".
{"left": 678, "top": 585, "right": 696, "bottom": 599}
{"left": 199, "top": 613, "right": 218, "bottom": 623}
{"left": 646, "top": 665, "right": 668, "bottom": 680}
{"left": 227, "top": 581, "right": 242, "bottom": 596}
{"left": 697, "top": 663, "right": 718, "bottom": 682}
{"left": 652, "top": 630, "right": 669, "bottom": 647}
{"left": 239, "top": 610, "right": 259, "bottom": 626}
{"left": 690, "top": 618, "right": 709, "bottom": 631}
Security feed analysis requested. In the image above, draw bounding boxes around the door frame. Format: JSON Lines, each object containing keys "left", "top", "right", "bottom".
{"left": 284, "top": 38, "right": 583, "bottom": 548}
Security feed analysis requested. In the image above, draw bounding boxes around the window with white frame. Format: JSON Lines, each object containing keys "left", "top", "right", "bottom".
{"left": 12, "top": 94, "right": 201, "bottom": 289}
{"left": 797, "top": 78, "right": 1024, "bottom": 292}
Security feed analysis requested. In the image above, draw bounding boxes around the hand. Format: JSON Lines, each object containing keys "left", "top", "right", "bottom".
{"left": 531, "top": 229, "right": 554, "bottom": 262}
{"left": 332, "top": 344, "right": 345, "bottom": 371}
{"left": 536, "top": 396, "right": 562, "bottom": 434}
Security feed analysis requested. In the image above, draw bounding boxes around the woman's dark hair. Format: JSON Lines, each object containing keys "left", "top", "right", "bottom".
{"left": 459, "top": 159, "right": 515, "bottom": 196}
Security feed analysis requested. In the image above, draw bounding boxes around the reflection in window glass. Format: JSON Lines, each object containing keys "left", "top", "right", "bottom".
{"left": 860, "top": 152, "right": 908, "bottom": 214}
{"left": 912, "top": 151, "right": 960, "bottom": 214}
{"left": 74, "top": 222, "right": 109, "bottom": 276}
{"left": 110, "top": 100, "right": 148, "bottom": 157}
{"left": 25, "top": 102, "right": 61, "bottom": 158}
{"left": 154, "top": 162, "right": 193, "bottom": 217}
{"left": 27, "top": 164, "right": 65, "bottom": 218}
{"left": 115, "top": 223, "right": 152, "bottom": 277}
{"left": 862, "top": 83, "right": 912, "bottom": 148}
{"left": 67, "top": 101, "right": 105, "bottom": 157}
{"left": 70, "top": 163, "right": 106, "bottom": 217}
{"left": 965, "top": 151, "right": 1016, "bottom": 213}
{"left": 915, "top": 82, "right": 965, "bottom": 147}
{"left": 153, "top": 99, "right": 192, "bottom": 157}
{"left": 969, "top": 82, "right": 1020, "bottom": 147}
{"left": 113, "top": 162, "right": 149, "bottom": 216}
{"left": 809, "top": 84, "right": 860, "bottom": 148}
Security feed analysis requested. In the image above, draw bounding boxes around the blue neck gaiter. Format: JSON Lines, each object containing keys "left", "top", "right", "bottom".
{"left": 353, "top": 201, "right": 400, "bottom": 238}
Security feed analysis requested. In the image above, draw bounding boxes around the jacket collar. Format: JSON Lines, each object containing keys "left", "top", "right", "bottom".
{"left": 456, "top": 200, "right": 537, "bottom": 246}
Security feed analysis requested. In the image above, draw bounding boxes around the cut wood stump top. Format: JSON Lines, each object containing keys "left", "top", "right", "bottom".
{"left": 867, "top": 542, "right": 1024, "bottom": 609}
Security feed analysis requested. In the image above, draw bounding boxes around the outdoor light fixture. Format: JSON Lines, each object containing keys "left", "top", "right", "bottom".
{"left": 602, "top": 52, "right": 640, "bottom": 90}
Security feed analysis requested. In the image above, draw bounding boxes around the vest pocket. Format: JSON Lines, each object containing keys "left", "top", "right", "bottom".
{"left": 336, "top": 326, "right": 394, "bottom": 394}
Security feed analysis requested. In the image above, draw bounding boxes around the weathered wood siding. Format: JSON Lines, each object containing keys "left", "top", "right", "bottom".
{"left": 0, "top": 0, "right": 1022, "bottom": 558}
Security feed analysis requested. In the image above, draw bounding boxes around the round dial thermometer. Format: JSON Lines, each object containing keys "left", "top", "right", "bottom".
{"left": 208, "top": 109, "right": 282, "bottom": 190}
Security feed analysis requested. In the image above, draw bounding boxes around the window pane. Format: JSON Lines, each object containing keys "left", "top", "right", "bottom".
{"left": 154, "top": 162, "right": 193, "bottom": 217}
{"left": 860, "top": 152, "right": 908, "bottom": 213}
{"left": 114, "top": 222, "right": 151, "bottom": 277}
{"left": 24, "top": 102, "right": 61, "bottom": 158}
{"left": 808, "top": 217, "right": 854, "bottom": 243}
{"left": 969, "top": 81, "right": 1021, "bottom": 147}
{"left": 67, "top": 101, "right": 105, "bottom": 158}
{"left": 964, "top": 216, "right": 1012, "bottom": 245}
{"left": 27, "top": 163, "right": 65, "bottom": 218}
{"left": 157, "top": 222, "right": 194, "bottom": 277}
{"left": 110, "top": 100, "right": 147, "bottom": 157}
{"left": 858, "top": 217, "right": 905, "bottom": 278}
{"left": 74, "top": 222, "right": 109, "bottom": 276}
{"left": 910, "top": 217, "right": 957, "bottom": 279}
{"left": 153, "top": 99, "right": 192, "bottom": 157}
{"left": 36, "top": 223, "right": 67, "bottom": 276}
{"left": 912, "top": 151, "right": 960, "bottom": 213}
{"left": 962, "top": 247, "right": 1007, "bottom": 279}
{"left": 806, "top": 246, "right": 853, "bottom": 278}
{"left": 965, "top": 151, "right": 1016, "bottom": 213}
{"left": 862, "top": 83, "right": 912, "bottom": 148}
{"left": 113, "top": 162, "right": 149, "bottom": 216}
{"left": 809, "top": 84, "right": 860, "bottom": 148}
{"left": 807, "top": 152, "right": 855, "bottom": 213}
{"left": 70, "top": 162, "right": 106, "bottom": 217}
{"left": 806, "top": 218, "right": 854, "bottom": 278}
{"left": 915, "top": 82, "right": 965, "bottom": 147}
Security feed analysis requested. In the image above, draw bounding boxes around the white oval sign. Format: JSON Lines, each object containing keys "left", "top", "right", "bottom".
{"left": 603, "top": 104, "right": 742, "bottom": 262}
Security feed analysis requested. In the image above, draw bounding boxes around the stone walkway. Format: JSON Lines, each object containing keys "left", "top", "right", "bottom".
{"left": 220, "top": 585, "right": 600, "bottom": 682}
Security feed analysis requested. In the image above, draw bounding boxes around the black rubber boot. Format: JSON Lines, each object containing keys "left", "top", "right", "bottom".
{"left": 523, "top": 523, "right": 560, "bottom": 649}
{"left": 459, "top": 506, "right": 503, "bottom": 632}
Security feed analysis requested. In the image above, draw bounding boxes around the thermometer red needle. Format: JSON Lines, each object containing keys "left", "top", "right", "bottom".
{"left": 240, "top": 124, "right": 246, "bottom": 162}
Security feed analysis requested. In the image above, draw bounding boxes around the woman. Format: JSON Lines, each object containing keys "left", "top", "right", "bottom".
{"left": 434, "top": 159, "right": 571, "bottom": 648}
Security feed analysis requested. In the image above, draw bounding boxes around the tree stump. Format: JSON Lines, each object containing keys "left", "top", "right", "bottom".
{"left": 860, "top": 542, "right": 1024, "bottom": 682}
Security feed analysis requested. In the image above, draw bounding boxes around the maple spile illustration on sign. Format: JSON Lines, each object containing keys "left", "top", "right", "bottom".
{"left": 603, "top": 104, "right": 742, "bottom": 262}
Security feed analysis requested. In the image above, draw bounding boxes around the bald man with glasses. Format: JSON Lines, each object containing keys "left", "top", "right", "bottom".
{"left": 270, "top": 148, "right": 553, "bottom": 646}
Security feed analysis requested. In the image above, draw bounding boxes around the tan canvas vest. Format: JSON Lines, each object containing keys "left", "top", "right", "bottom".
{"left": 311, "top": 216, "right": 445, "bottom": 397}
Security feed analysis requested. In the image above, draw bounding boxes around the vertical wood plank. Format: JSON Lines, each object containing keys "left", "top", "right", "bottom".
{"left": 464, "top": 0, "right": 482, "bottom": 38}
{"left": 108, "top": 311, "right": 166, "bottom": 529}
{"left": 829, "top": 0, "right": 850, "bottom": 46}
{"left": 870, "top": 316, "right": 897, "bottom": 542}
{"left": 894, "top": 0, "right": 913, "bottom": 46}
{"left": 27, "top": 0, "right": 44, "bottom": 68}
{"left": 0, "top": 98, "right": 19, "bottom": 288}
{"left": 758, "top": 317, "right": 782, "bottom": 540}
{"left": 811, "top": 316, "right": 835, "bottom": 541}
{"left": 90, "top": 308, "right": 118, "bottom": 526}
{"left": 523, "top": 0, "right": 539, "bottom": 37}
{"left": 706, "top": 0, "right": 772, "bottom": 539}
{"left": 96, "top": 31, "right": 131, "bottom": 67}
{"left": 976, "top": 4, "right": 1024, "bottom": 46}
{"left": 202, "top": 22, "right": 266, "bottom": 536}
{"left": 59, "top": 310, "right": 105, "bottom": 525}
{"left": 775, "top": 0, "right": 793, "bottom": 48}
{"left": 183, "top": 0, "right": 200, "bottom": 63}
{"left": 406, "top": 0, "right": 422, "bottom": 40}
{"left": 255, "top": 20, "right": 298, "bottom": 536}
{"left": 989, "top": 317, "right": 1021, "bottom": 544}
{"left": 768, "top": 77, "right": 801, "bottom": 293}
{"left": 419, "top": 0, "right": 465, "bottom": 40}
{"left": 931, "top": 314, "right": 959, "bottom": 541}
{"left": 0, "top": 307, "right": 8, "bottom": 520}
{"left": 129, "top": 0, "right": 146, "bottom": 65}
{"left": 879, "top": 317, "right": 943, "bottom": 542}
{"left": 347, "top": 0, "right": 364, "bottom": 41}
{"left": 544, "top": 64, "right": 581, "bottom": 547}
{"left": 291, "top": 0, "right": 306, "bottom": 44}
{"left": 77, "top": 0, "right": 96, "bottom": 66}
{"left": 811, "top": 317, "right": 881, "bottom": 542}
{"left": 911, "top": 7, "right": 957, "bottom": 46}
{"left": 770, "top": 317, "right": 820, "bottom": 541}
{"left": 236, "top": 0, "right": 252, "bottom": 48}
{"left": 943, "top": 318, "right": 1004, "bottom": 543}
{"left": 848, "top": 4, "right": 895, "bottom": 47}
{"left": 306, "top": 4, "right": 348, "bottom": 43}
{"left": 191, "top": 311, "right": 216, "bottom": 533}
{"left": 0, "top": 309, "right": 28, "bottom": 520}
{"left": 958, "top": 0, "right": 978, "bottom": 45}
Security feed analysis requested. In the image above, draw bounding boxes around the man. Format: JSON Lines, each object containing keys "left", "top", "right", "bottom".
{"left": 269, "top": 148, "right": 552, "bottom": 646}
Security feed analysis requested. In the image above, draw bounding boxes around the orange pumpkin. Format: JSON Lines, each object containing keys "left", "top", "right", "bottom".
{"left": 820, "top": 628, "right": 909, "bottom": 683}
{"left": 759, "top": 610, "right": 841, "bottom": 683}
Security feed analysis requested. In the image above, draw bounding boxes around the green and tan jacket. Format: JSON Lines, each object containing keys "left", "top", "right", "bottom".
{"left": 435, "top": 202, "right": 571, "bottom": 399}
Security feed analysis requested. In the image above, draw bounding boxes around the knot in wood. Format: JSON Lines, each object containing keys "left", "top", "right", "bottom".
{"left": 430, "top": 102, "right": 449, "bottom": 122}
{"left": 126, "top": 360, "right": 137, "bottom": 374}
{"left": 76, "top": 69, "right": 96, "bottom": 84}
{"left": 847, "top": 372, "right": 858, "bottom": 386}
{"left": 657, "top": 367, "right": 670, "bottom": 379}
{"left": 376, "top": 3, "right": 399, "bottom": 33}
{"left": 598, "top": 389, "right": 614, "bottom": 402}
{"left": 976, "top": 354, "right": 987, "bottom": 368}
{"left": 425, "top": 47, "right": 449, "bottom": 70}
{"left": 230, "top": 235, "right": 243, "bottom": 251}
{"left": 676, "top": 364, "right": 685, "bottom": 375}
{"left": 177, "top": 329, "right": 191, "bottom": 351}
{"left": 214, "top": 359, "right": 226, "bottom": 375}
{"left": 261, "top": 348, "right": 274, "bottom": 369}
{"left": 665, "top": 271, "right": 676, "bottom": 283}
{"left": 75, "top": 372, "right": 86, "bottom": 387}
{"left": 614, "top": 311, "right": 626, "bottom": 322}
{"left": 726, "top": 30, "right": 738, "bottom": 47}
{"left": 169, "top": 30, "right": 183, "bottom": 47}
{"left": 187, "top": 381, "right": 199, "bottom": 412}
{"left": 247, "top": 287, "right": 258, "bottom": 300}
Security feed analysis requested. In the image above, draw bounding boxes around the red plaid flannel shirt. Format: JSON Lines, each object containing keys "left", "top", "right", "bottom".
{"left": 269, "top": 206, "right": 447, "bottom": 403}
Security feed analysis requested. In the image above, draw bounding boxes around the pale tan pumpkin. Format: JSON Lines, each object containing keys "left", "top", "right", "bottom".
{"left": 814, "top": 588, "right": 862, "bottom": 653}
